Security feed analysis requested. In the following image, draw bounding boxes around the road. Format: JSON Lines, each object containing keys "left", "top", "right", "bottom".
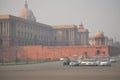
{"left": 0, "top": 61, "right": 120, "bottom": 80}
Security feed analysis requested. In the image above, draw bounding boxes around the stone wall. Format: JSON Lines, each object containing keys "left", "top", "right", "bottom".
{"left": 0, "top": 46, "right": 115, "bottom": 62}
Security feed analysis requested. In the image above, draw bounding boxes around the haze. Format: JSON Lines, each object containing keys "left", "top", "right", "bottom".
{"left": 0, "top": 0, "right": 120, "bottom": 41}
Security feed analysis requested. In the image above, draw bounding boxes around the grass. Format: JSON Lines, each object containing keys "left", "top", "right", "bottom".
{"left": 0, "top": 58, "right": 58, "bottom": 66}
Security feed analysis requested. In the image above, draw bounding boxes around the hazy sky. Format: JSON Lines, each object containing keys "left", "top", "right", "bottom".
{"left": 0, "top": 0, "right": 120, "bottom": 41}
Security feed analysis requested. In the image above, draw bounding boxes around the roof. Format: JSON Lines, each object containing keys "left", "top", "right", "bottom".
{"left": 52, "top": 25, "right": 77, "bottom": 29}
{"left": 95, "top": 32, "right": 104, "bottom": 37}
{"left": 78, "top": 28, "right": 88, "bottom": 32}
{"left": 89, "top": 36, "right": 95, "bottom": 39}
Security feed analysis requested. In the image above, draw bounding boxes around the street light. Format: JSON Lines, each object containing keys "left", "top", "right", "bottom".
{"left": 15, "top": 47, "right": 18, "bottom": 64}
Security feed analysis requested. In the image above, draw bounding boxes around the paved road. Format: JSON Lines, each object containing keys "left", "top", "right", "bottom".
{"left": 0, "top": 61, "right": 120, "bottom": 80}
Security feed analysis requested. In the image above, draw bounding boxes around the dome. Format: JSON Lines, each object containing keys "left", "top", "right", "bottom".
{"left": 95, "top": 32, "right": 104, "bottom": 37}
{"left": 18, "top": 1, "right": 36, "bottom": 21}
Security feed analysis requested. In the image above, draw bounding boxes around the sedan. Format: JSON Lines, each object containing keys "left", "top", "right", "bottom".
{"left": 80, "top": 59, "right": 99, "bottom": 66}
{"left": 69, "top": 60, "right": 79, "bottom": 66}
{"left": 99, "top": 59, "right": 111, "bottom": 66}
{"left": 63, "top": 58, "right": 70, "bottom": 65}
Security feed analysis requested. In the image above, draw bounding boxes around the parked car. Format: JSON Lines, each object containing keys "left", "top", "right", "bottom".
{"left": 69, "top": 60, "right": 79, "bottom": 66}
{"left": 109, "top": 57, "right": 117, "bottom": 63}
{"left": 80, "top": 59, "right": 89, "bottom": 66}
{"left": 99, "top": 59, "right": 111, "bottom": 66}
{"left": 80, "top": 59, "right": 99, "bottom": 66}
{"left": 60, "top": 57, "right": 65, "bottom": 61}
{"left": 77, "top": 59, "right": 82, "bottom": 64}
{"left": 63, "top": 58, "right": 70, "bottom": 65}
{"left": 87, "top": 59, "right": 99, "bottom": 66}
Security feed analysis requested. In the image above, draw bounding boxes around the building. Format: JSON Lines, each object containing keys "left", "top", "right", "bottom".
{"left": 0, "top": 15, "right": 54, "bottom": 48}
{"left": 89, "top": 32, "right": 113, "bottom": 46}
{"left": 0, "top": 1, "right": 89, "bottom": 48}
{"left": 0, "top": 1, "right": 120, "bottom": 62}
{"left": 105, "top": 36, "right": 113, "bottom": 46}
{"left": 89, "top": 36, "right": 95, "bottom": 46}
{"left": 52, "top": 25, "right": 78, "bottom": 46}
{"left": 95, "top": 32, "right": 105, "bottom": 46}
{"left": 77, "top": 23, "right": 89, "bottom": 46}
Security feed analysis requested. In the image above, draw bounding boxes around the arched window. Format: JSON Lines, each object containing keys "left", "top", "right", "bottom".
{"left": 96, "top": 50, "right": 100, "bottom": 55}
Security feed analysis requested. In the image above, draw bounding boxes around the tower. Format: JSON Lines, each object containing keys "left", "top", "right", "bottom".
{"left": 77, "top": 22, "right": 89, "bottom": 46}
{"left": 95, "top": 31, "right": 105, "bottom": 46}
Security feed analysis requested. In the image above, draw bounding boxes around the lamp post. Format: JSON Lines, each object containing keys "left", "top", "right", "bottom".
{"left": 15, "top": 47, "right": 18, "bottom": 64}
{"left": 37, "top": 46, "right": 38, "bottom": 63}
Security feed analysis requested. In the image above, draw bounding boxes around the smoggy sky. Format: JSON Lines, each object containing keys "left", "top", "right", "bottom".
{"left": 0, "top": 0, "right": 120, "bottom": 42}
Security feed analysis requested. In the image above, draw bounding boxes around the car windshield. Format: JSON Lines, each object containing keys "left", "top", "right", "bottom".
{"left": 71, "top": 61, "right": 77, "bottom": 62}
{"left": 90, "top": 60, "right": 96, "bottom": 62}
{"left": 82, "top": 60, "right": 88, "bottom": 62}
{"left": 101, "top": 60, "right": 108, "bottom": 62}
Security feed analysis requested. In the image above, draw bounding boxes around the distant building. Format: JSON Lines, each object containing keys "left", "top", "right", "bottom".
{"left": 95, "top": 32, "right": 105, "bottom": 46}
{"left": 89, "top": 32, "right": 113, "bottom": 46}
{"left": 105, "top": 36, "right": 113, "bottom": 46}
{"left": 77, "top": 23, "right": 89, "bottom": 46}
{"left": 0, "top": 1, "right": 119, "bottom": 62}
{"left": 52, "top": 25, "right": 78, "bottom": 46}
{"left": 0, "top": 1, "right": 89, "bottom": 48}
{"left": 89, "top": 36, "right": 95, "bottom": 46}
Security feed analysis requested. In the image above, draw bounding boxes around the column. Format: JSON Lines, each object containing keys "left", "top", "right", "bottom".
{"left": 72, "top": 30, "right": 75, "bottom": 40}
{"left": 7, "top": 21, "right": 9, "bottom": 36}
{"left": 0, "top": 22, "right": 2, "bottom": 35}
{"left": 70, "top": 30, "right": 72, "bottom": 40}
{"left": 69, "top": 30, "right": 70, "bottom": 40}
{"left": 5, "top": 22, "right": 8, "bottom": 35}
{"left": 3, "top": 21, "right": 5, "bottom": 35}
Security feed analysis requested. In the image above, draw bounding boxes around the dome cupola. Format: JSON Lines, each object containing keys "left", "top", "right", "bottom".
{"left": 95, "top": 31, "right": 104, "bottom": 37}
{"left": 18, "top": 0, "right": 36, "bottom": 22}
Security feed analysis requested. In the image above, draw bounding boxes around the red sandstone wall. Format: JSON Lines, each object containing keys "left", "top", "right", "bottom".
{"left": 0, "top": 47, "right": 16, "bottom": 62}
{"left": 1, "top": 46, "right": 117, "bottom": 62}
{"left": 20, "top": 46, "right": 108, "bottom": 60}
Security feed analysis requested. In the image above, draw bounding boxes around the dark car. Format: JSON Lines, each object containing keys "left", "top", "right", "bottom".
{"left": 63, "top": 58, "right": 70, "bottom": 65}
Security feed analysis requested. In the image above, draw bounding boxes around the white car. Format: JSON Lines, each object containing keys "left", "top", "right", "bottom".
{"left": 109, "top": 57, "right": 117, "bottom": 63}
{"left": 60, "top": 57, "right": 64, "bottom": 61}
{"left": 80, "top": 59, "right": 88, "bottom": 65}
{"left": 81, "top": 59, "right": 99, "bottom": 66}
{"left": 87, "top": 59, "right": 99, "bottom": 66}
{"left": 69, "top": 60, "right": 79, "bottom": 66}
{"left": 99, "top": 59, "right": 111, "bottom": 66}
{"left": 77, "top": 59, "right": 82, "bottom": 64}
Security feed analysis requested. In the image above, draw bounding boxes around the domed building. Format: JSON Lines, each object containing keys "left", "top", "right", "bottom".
{"left": 95, "top": 31, "right": 105, "bottom": 46}
{"left": 1, "top": 0, "right": 120, "bottom": 63}
{"left": 18, "top": 0, "right": 36, "bottom": 22}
